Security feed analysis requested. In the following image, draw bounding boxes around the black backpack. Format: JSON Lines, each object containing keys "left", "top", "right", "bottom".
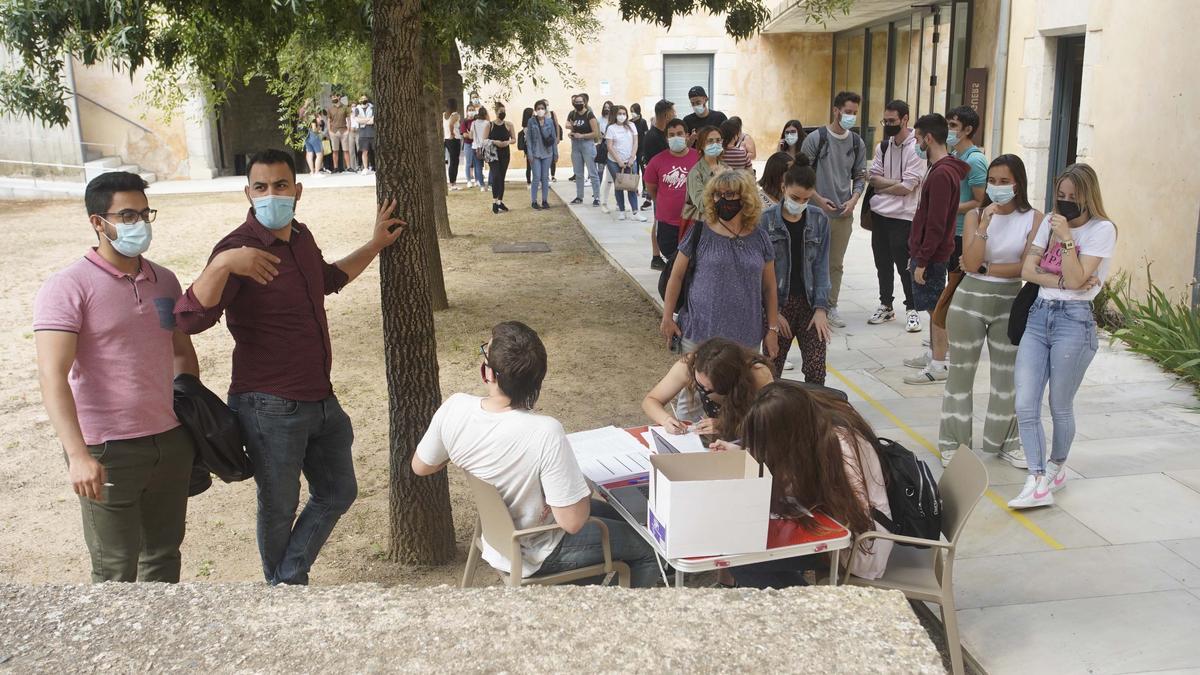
{"left": 657, "top": 220, "right": 705, "bottom": 302}
{"left": 870, "top": 437, "right": 942, "bottom": 546}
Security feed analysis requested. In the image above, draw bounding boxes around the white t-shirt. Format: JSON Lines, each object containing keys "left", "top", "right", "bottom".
{"left": 968, "top": 208, "right": 1037, "bottom": 283}
{"left": 604, "top": 123, "right": 636, "bottom": 163}
{"left": 416, "top": 393, "right": 591, "bottom": 577}
{"left": 1032, "top": 215, "right": 1117, "bottom": 301}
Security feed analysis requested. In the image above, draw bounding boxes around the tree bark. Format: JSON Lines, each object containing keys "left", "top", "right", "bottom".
{"left": 373, "top": 0, "right": 456, "bottom": 566}
{"left": 427, "top": 57, "right": 455, "bottom": 243}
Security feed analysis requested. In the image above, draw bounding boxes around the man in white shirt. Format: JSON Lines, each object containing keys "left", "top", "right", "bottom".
{"left": 412, "top": 321, "right": 659, "bottom": 587}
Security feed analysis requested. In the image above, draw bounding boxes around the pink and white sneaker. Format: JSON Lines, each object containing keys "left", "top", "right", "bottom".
{"left": 1008, "top": 475, "right": 1054, "bottom": 510}
{"left": 1045, "top": 461, "right": 1068, "bottom": 493}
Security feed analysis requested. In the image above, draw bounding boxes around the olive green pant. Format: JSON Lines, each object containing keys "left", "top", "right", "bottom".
{"left": 78, "top": 425, "right": 194, "bottom": 583}
{"left": 828, "top": 214, "right": 854, "bottom": 308}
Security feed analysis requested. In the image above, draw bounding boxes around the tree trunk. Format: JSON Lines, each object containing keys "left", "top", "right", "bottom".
{"left": 427, "top": 59, "right": 455, "bottom": 243}
{"left": 373, "top": 0, "right": 456, "bottom": 566}
{"left": 440, "top": 47, "right": 464, "bottom": 121}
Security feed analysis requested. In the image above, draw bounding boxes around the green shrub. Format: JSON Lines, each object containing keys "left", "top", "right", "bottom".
{"left": 1108, "top": 268, "right": 1200, "bottom": 387}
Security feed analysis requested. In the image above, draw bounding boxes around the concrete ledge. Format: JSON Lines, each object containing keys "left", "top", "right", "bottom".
{"left": 0, "top": 583, "right": 943, "bottom": 672}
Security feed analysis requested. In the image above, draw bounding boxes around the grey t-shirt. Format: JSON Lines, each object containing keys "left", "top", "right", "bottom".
{"left": 801, "top": 127, "right": 866, "bottom": 209}
{"left": 678, "top": 222, "right": 775, "bottom": 348}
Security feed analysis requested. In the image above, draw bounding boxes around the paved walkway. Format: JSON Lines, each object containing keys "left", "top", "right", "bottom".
{"left": 550, "top": 178, "right": 1200, "bottom": 674}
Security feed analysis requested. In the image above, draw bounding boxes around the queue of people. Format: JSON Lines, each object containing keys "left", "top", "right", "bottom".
{"left": 34, "top": 79, "right": 1117, "bottom": 589}
{"left": 298, "top": 94, "right": 376, "bottom": 176}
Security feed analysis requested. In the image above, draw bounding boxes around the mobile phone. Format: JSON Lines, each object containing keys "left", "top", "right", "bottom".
{"left": 670, "top": 334, "right": 683, "bottom": 354}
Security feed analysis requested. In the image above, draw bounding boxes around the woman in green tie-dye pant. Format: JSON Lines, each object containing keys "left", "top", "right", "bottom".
{"left": 938, "top": 155, "right": 1041, "bottom": 467}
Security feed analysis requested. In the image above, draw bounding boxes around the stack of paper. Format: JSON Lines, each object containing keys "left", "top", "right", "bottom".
{"left": 642, "top": 427, "right": 708, "bottom": 454}
{"left": 566, "top": 426, "right": 652, "bottom": 484}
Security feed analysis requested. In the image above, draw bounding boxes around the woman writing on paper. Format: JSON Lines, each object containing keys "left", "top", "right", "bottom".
{"left": 710, "top": 381, "right": 893, "bottom": 588}
{"left": 642, "top": 338, "right": 773, "bottom": 441}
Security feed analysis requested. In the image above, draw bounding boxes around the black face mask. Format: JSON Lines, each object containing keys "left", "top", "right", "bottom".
{"left": 1056, "top": 199, "right": 1083, "bottom": 221}
{"left": 716, "top": 197, "right": 743, "bottom": 222}
{"left": 573, "top": 103, "right": 585, "bottom": 111}
{"left": 497, "top": 111, "right": 506, "bottom": 120}
{"left": 882, "top": 124, "right": 902, "bottom": 138}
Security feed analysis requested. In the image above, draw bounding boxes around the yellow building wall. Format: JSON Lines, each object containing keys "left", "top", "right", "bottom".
{"left": 475, "top": 8, "right": 831, "bottom": 169}
{"left": 1002, "top": 0, "right": 1200, "bottom": 297}
{"left": 72, "top": 59, "right": 191, "bottom": 180}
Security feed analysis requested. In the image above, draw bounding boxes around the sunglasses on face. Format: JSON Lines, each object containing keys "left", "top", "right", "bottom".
{"left": 713, "top": 190, "right": 740, "bottom": 201}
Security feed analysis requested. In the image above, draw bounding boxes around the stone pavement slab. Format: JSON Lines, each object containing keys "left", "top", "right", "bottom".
{"left": 555, "top": 175, "right": 1200, "bottom": 673}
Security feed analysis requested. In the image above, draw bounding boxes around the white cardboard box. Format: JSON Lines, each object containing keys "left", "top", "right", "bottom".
{"left": 647, "top": 450, "right": 772, "bottom": 558}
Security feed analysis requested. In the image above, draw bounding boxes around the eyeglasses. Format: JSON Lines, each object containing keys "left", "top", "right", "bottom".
{"left": 713, "top": 190, "right": 741, "bottom": 201}
{"left": 98, "top": 209, "right": 157, "bottom": 225}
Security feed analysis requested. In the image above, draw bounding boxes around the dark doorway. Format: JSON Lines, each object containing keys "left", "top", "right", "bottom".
{"left": 1047, "top": 35, "right": 1085, "bottom": 205}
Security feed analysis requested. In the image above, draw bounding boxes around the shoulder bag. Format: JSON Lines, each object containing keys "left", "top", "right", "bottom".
{"left": 858, "top": 140, "right": 889, "bottom": 232}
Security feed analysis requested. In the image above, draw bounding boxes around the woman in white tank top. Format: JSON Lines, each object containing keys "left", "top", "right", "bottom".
{"left": 937, "top": 155, "right": 1042, "bottom": 468}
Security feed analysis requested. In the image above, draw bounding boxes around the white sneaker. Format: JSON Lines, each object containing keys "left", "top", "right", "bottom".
{"left": 828, "top": 307, "right": 847, "bottom": 328}
{"left": 617, "top": 212, "right": 627, "bottom": 221}
{"left": 635, "top": 212, "right": 648, "bottom": 222}
{"left": 999, "top": 447, "right": 1028, "bottom": 469}
{"left": 783, "top": 360, "right": 795, "bottom": 371}
{"left": 941, "top": 443, "right": 968, "bottom": 468}
{"left": 903, "top": 351, "right": 931, "bottom": 369}
{"left": 903, "top": 365, "right": 947, "bottom": 385}
{"left": 868, "top": 306, "right": 895, "bottom": 325}
{"left": 467, "top": 180, "right": 476, "bottom": 188}
{"left": 1008, "top": 475, "right": 1054, "bottom": 509}
{"left": 922, "top": 337, "right": 931, "bottom": 348}
{"left": 906, "top": 310, "right": 922, "bottom": 333}
{"left": 480, "top": 186, "right": 488, "bottom": 193}
{"left": 1045, "top": 461, "right": 1068, "bottom": 493}
{"left": 601, "top": 203, "right": 611, "bottom": 214}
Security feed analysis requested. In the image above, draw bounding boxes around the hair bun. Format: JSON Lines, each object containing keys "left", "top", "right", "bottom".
{"left": 792, "top": 153, "right": 811, "bottom": 168}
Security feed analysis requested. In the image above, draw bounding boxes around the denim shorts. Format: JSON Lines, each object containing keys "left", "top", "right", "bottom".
{"left": 910, "top": 260, "right": 947, "bottom": 312}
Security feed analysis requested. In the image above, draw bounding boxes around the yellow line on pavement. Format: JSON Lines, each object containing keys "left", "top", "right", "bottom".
{"left": 826, "top": 365, "right": 1065, "bottom": 551}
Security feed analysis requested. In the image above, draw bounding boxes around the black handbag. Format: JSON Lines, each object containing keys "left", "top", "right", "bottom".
{"left": 658, "top": 220, "right": 705, "bottom": 302}
{"left": 1008, "top": 282, "right": 1040, "bottom": 345}
{"left": 173, "top": 373, "right": 253, "bottom": 486}
{"left": 859, "top": 140, "right": 888, "bottom": 231}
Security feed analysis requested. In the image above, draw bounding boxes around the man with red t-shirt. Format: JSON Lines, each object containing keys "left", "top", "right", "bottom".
{"left": 643, "top": 118, "right": 700, "bottom": 265}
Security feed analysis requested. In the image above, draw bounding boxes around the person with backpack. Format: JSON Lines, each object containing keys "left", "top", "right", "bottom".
{"left": 801, "top": 91, "right": 867, "bottom": 329}
{"left": 708, "top": 381, "right": 895, "bottom": 587}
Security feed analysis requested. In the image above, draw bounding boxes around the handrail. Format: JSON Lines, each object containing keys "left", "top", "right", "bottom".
{"left": 74, "top": 92, "right": 155, "bottom": 135}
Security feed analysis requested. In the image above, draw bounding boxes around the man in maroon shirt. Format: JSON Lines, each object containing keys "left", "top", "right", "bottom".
{"left": 175, "top": 149, "right": 404, "bottom": 584}
{"left": 904, "top": 114, "right": 969, "bottom": 385}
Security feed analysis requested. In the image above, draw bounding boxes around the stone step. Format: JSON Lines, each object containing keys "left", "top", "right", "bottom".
{"left": 82, "top": 156, "right": 123, "bottom": 182}
{"left": 138, "top": 172, "right": 157, "bottom": 184}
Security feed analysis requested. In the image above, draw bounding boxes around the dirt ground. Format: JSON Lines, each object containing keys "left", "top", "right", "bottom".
{"left": 0, "top": 184, "right": 675, "bottom": 586}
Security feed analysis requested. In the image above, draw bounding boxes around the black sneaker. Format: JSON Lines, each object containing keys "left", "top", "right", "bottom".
{"left": 492, "top": 203, "right": 499, "bottom": 214}
{"left": 570, "top": 197, "right": 583, "bottom": 205}
{"left": 531, "top": 202, "right": 541, "bottom": 210}
{"left": 641, "top": 200, "right": 652, "bottom": 210}
{"left": 650, "top": 255, "right": 666, "bottom": 271}
{"left": 569, "top": 174, "right": 577, "bottom": 182}
{"left": 592, "top": 198, "right": 600, "bottom": 207}
{"left": 541, "top": 201, "right": 550, "bottom": 209}
{"left": 498, "top": 202, "right": 509, "bottom": 212}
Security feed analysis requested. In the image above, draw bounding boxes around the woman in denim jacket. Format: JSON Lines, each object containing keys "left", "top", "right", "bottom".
{"left": 763, "top": 158, "right": 833, "bottom": 383}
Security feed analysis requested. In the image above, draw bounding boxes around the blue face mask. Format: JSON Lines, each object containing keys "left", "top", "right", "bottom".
{"left": 783, "top": 197, "right": 807, "bottom": 216}
{"left": 840, "top": 113, "right": 857, "bottom": 129}
{"left": 253, "top": 195, "right": 296, "bottom": 230}
{"left": 668, "top": 136, "right": 688, "bottom": 153}
{"left": 704, "top": 142, "right": 723, "bottom": 157}
{"left": 986, "top": 184, "right": 1016, "bottom": 205}
{"left": 102, "top": 218, "right": 152, "bottom": 258}
{"left": 915, "top": 142, "right": 928, "bottom": 160}
{"left": 946, "top": 131, "right": 960, "bottom": 148}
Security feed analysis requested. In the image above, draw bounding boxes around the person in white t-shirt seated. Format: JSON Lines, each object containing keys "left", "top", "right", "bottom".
{"left": 412, "top": 321, "right": 659, "bottom": 587}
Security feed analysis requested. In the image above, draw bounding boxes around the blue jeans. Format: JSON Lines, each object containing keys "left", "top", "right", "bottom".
{"left": 606, "top": 160, "right": 640, "bottom": 212}
{"left": 570, "top": 139, "right": 600, "bottom": 200}
{"left": 730, "top": 553, "right": 823, "bottom": 589}
{"left": 536, "top": 499, "right": 660, "bottom": 588}
{"left": 1014, "top": 299, "right": 1098, "bottom": 474}
{"left": 230, "top": 393, "right": 357, "bottom": 585}
{"left": 530, "top": 156, "right": 551, "bottom": 203}
{"left": 464, "top": 143, "right": 484, "bottom": 185}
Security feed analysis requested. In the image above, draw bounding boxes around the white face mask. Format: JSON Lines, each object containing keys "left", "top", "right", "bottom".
{"left": 784, "top": 132, "right": 799, "bottom": 146}
{"left": 534, "top": 109, "right": 546, "bottom": 118}
{"left": 616, "top": 114, "right": 628, "bottom": 123}
{"left": 783, "top": 197, "right": 808, "bottom": 216}
{"left": 693, "top": 104, "right": 706, "bottom": 115}
{"left": 630, "top": 113, "right": 640, "bottom": 121}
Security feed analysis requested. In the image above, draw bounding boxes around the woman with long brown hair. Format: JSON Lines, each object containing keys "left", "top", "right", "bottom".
{"left": 642, "top": 338, "right": 775, "bottom": 438}
{"left": 715, "top": 381, "right": 893, "bottom": 588}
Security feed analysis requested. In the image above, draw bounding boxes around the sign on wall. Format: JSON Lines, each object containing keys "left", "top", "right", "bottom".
{"left": 964, "top": 68, "right": 988, "bottom": 143}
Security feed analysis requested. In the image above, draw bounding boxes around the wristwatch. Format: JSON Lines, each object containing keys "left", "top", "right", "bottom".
{"left": 1062, "top": 239, "right": 1077, "bottom": 251}
{"left": 768, "top": 326, "right": 780, "bottom": 333}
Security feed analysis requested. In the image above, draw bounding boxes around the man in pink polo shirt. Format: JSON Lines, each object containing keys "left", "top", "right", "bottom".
{"left": 33, "top": 171, "right": 204, "bottom": 583}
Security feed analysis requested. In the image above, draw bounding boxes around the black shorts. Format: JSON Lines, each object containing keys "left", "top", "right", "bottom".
{"left": 358, "top": 135, "right": 375, "bottom": 153}
{"left": 909, "top": 260, "right": 947, "bottom": 312}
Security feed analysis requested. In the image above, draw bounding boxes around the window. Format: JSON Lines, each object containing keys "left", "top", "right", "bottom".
{"left": 663, "top": 54, "right": 714, "bottom": 110}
